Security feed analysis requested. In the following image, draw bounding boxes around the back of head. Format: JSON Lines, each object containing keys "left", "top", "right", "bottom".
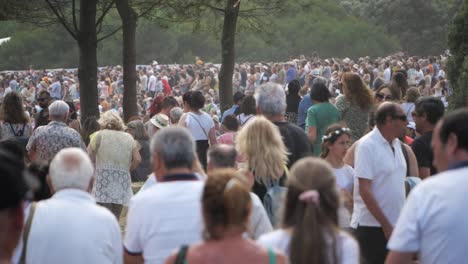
{"left": 222, "top": 114, "right": 239, "bottom": 132}
{"left": 405, "top": 87, "right": 420, "bottom": 103}
{"left": 188, "top": 91, "right": 205, "bottom": 110}
{"left": 207, "top": 144, "right": 237, "bottom": 169}
{"left": 414, "top": 96, "right": 445, "bottom": 125}
{"left": 151, "top": 127, "right": 196, "bottom": 170}
{"left": 202, "top": 169, "right": 251, "bottom": 240}
{"left": 254, "top": 82, "right": 286, "bottom": 117}
{"left": 342, "top": 73, "right": 373, "bottom": 109}
{"left": 161, "top": 96, "right": 178, "bottom": 110}
{"left": 169, "top": 107, "right": 184, "bottom": 124}
{"left": 0, "top": 148, "right": 27, "bottom": 211}
{"left": 240, "top": 95, "right": 256, "bottom": 116}
{"left": 439, "top": 108, "right": 468, "bottom": 153}
{"left": 49, "top": 148, "right": 94, "bottom": 192}
{"left": 288, "top": 80, "right": 301, "bottom": 95}
{"left": 48, "top": 100, "right": 69, "bottom": 120}
{"left": 98, "top": 110, "right": 125, "bottom": 131}
{"left": 310, "top": 81, "right": 331, "bottom": 103}
{"left": 233, "top": 92, "right": 245, "bottom": 104}
{"left": 283, "top": 157, "right": 340, "bottom": 264}
{"left": 126, "top": 120, "right": 149, "bottom": 141}
{"left": 2, "top": 91, "right": 28, "bottom": 124}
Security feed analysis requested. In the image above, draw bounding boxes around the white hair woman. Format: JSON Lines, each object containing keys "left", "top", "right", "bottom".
{"left": 87, "top": 110, "right": 141, "bottom": 219}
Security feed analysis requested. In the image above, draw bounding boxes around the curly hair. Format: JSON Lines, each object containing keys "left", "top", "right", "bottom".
{"left": 1, "top": 91, "right": 28, "bottom": 124}
{"left": 342, "top": 72, "right": 373, "bottom": 110}
{"left": 98, "top": 110, "right": 125, "bottom": 131}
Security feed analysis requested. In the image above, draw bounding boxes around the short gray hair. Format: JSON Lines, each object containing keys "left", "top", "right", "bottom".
{"left": 207, "top": 144, "right": 237, "bottom": 169}
{"left": 49, "top": 148, "right": 94, "bottom": 191}
{"left": 48, "top": 100, "right": 69, "bottom": 118}
{"left": 150, "top": 127, "right": 196, "bottom": 169}
{"left": 254, "top": 82, "right": 286, "bottom": 116}
{"left": 169, "top": 107, "right": 184, "bottom": 124}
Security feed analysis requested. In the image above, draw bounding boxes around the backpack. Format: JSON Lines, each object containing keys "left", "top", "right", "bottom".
{"left": 8, "top": 123, "right": 29, "bottom": 151}
{"left": 263, "top": 182, "right": 287, "bottom": 228}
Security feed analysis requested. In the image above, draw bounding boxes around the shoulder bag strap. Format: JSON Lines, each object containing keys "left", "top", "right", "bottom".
{"left": 242, "top": 115, "right": 254, "bottom": 126}
{"left": 189, "top": 113, "right": 208, "bottom": 138}
{"left": 268, "top": 248, "right": 276, "bottom": 264}
{"left": 174, "top": 245, "right": 189, "bottom": 264}
{"left": 19, "top": 202, "right": 37, "bottom": 264}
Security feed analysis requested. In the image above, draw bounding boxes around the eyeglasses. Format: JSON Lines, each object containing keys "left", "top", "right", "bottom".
{"left": 393, "top": 114, "right": 407, "bottom": 122}
{"left": 376, "top": 93, "right": 394, "bottom": 101}
{"left": 37, "top": 98, "right": 48, "bottom": 102}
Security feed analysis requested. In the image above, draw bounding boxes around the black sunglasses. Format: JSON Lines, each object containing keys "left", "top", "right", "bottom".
{"left": 376, "top": 93, "right": 393, "bottom": 101}
{"left": 37, "top": 98, "right": 47, "bottom": 102}
{"left": 393, "top": 114, "right": 407, "bottom": 122}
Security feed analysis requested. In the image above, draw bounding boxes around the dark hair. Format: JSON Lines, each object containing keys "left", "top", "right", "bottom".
{"left": 405, "top": 87, "right": 420, "bottom": 103}
{"left": 284, "top": 158, "right": 340, "bottom": 264}
{"left": 1, "top": 91, "right": 29, "bottom": 124}
{"left": 182, "top": 91, "right": 193, "bottom": 105}
{"left": 310, "top": 82, "right": 331, "bottom": 102}
{"left": 0, "top": 147, "right": 27, "bottom": 210}
{"left": 27, "top": 162, "right": 51, "bottom": 201}
{"left": 222, "top": 114, "right": 239, "bottom": 132}
{"left": 0, "top": 138, "right": 25, "bottom": 163}
{"left": 81, "top": 116, "right": 100, "bottom": 146}
{"left": 38, "top": 90, "right": 50, "bottom": 98}
{"left": 375, "top": 102, "right": 400, "bottom": 126}
{"left": 414, "top": 96, "right": 445, "bottom": 125}
{"left": 375, "top": 84, "right": 401, "bottom": 101}
{"left": 373, "top": 77, "right": 385, "bottom": 90}
{"left": 161, "top": 96, "right": 178, "bottom": 110}
{"left": 240, "top": 95, "right": 256, "bottom": 116}
{"left": 202, "top": 169, "right": 251, "bottom": 240}
{"left": 66, "top": 101, "right": 78, "bottom": 120}
{"left": 320, "top": 123, "right": 351, "bottom": 158}
{"left": 188, "top": 91, "right": 205, "bottom": 110}
{"left": 233, "top": 92, "right": 245, "bottom": 104}
{"left": 390, "top": 72, "right": 408, "bottom": 98}
{"left": 342, "top": 73, "right": 373, "bottom": 110}
{"left": 288, "top": 79, "right": 301, "bottom": 95}
{"left": 439, "top": 108, "right": 468, "bottom": 152}
{"left": 207, "top": 145, "right": 237, "bottom": 168}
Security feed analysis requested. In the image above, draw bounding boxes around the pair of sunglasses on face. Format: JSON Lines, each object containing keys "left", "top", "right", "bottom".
{"left": 376, "top": 93, "right": 394, "bottom": 101}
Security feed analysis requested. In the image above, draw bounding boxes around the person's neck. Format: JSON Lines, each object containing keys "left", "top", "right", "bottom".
{"left": 165, "top": 168, "right": 192, "bottom": 176}
{"left": 418, "top": 124, "right": 434, "bottom": 135}
{"left": 267, "top": 114, "right": 284, "bottom": 123}
{"left": 325, "top": 154, "right": 344, "bottom": 169}
{"left": 378, "top": 126, "right": 396, "bottom": 145}
{"left": 213, "top": 227, "right": 245, "bottom": 241}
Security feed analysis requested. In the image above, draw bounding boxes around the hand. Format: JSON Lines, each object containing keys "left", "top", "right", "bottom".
{"left": 382, "top": 222, "right": 393, "bottom": 240}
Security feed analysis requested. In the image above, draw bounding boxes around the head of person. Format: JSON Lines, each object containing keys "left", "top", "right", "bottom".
{"left": 202, "top": 169, "right": 251, "bottom": 240}
{"left": 233, "top": 92, "right": 245, "bottom": 106}
{"left": 1, "top": 91, "right": 28, "bottom": 124}
{"left": 375, "top": 102, "right": 407, "bottom": 140}
{"left": 374, "top": 84, "right": 400, "bottom": 105}
{"left": 0, "top": 148, "right": 28, "bottom": 260}
{"left": 149, "top": 113, "right": 169, "bottom": 136}
{"left": 207, "top": 144, "right": 237, "bottom": 172}
{"left": 412, "top": 96, "right": 445, "bottom": 134}
{"left": 372, "top": 77, "right": 385, "bottom": 90}
{"left": 254, "top": 83, "right": 286, "bottom": 118}
{"left": 283, "top": 157, "right": 340, "bottom": 264}
{"left": 240, "top": 95, "right": 256, "bottom": 116}
{"left": 161, "top": 96, "right": 178, "bottom": 115}
{"left": 222, "top": 114, "right": 239, "bottom": 133}
{"left": 186, "top": 91, "right": 205, "bottom": 111}
{"left": 432, "top": 109, "right": 468, "bottom": 172}
{"left": 310, "top": 81, "right": 331, "bottom": 103}
{"left": 150, "top": 127, "right": 196, "bottom": 180}
{"left": 48, "top": 148, "right": 94, "bottom": 194}
{"left": 320, "top": 123, "right": 352, "bottom": 159}
{"left": 81, "top": 116, "right": 100, "bottom": 146}
{"left": 37, "top": 90, "right": 51, "bottom": 109}
{"left": 390, "top": 72, "right": 408, "bottom": 97}
{"left": 48, "top": 100, "right": 70, "bottom": 122}
{"left": 126, "top": 120, "right": 149, "bottom": 141}
{"left": 98, "top": 110, "right": 125, "bottom": 131}
{"left": 287, "top": 79, "right": 301, "bottom": 96}
{"left": 341, "top": 72, "right": 373, "bottom": 110}
{"left": 405, "top": 87, "right": 420, "bottom": 103}
{"left": 235, "top": 116, "right": 288, "bottom": 186}
{"left": 169, "top": 106, "right": 184, "bottom": 125}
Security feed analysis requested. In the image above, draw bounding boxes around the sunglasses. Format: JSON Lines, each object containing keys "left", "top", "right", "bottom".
{"left": 393, "top": 114, "right": 407, "bottom": 122}
{"left": 376, "top": 93, "right": 394, "bottom": 101}
{"left": 37, "top": 98, "right": 48, "bottom": 102}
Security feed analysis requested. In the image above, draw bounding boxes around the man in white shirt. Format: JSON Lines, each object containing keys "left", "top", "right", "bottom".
{"left": 351, "top": 102, "right": 407, "bottom": 264}
{"left": 383, "top": 62, "right": 392, "bottom": 83}
{"left": 147, "top": 71, "right": 157, "bottom": 97}
{"left": 22, "top": 148, "right": 122, "bottom": 264}
{"left": 207, "top": 144, "right": 273, "bottom": 239}
{"left": 124, "top": 127, "right": 204, "bottom": 264}
{"left": 386, "top": 109, "right": 468, "bottom": 264}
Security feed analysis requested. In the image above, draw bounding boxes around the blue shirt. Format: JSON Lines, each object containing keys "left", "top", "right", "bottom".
{"left": 221, "top": 105, "right": 239, "bottom": 122}
{"left": 50, "top": 81, "right": 62, "bottom": 99}
{"left": 286, "top": 68, "right": 297, "bottom": 84}
{"left": 297, "top": 94, "right": 313, "bottom": 130}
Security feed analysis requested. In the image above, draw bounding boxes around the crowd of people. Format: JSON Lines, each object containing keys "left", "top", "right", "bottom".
{"left": 0, "top": 53, "right": 467, "bottom": 264}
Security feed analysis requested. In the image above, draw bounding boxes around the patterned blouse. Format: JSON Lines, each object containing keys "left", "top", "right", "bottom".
{"left": 335, "top": 95, "right": 371, "bottom": 142}
{"left": 26, "top": 121, "right": 86, "bottom": 162}
{"left": 88, "top": 129, "right": 137, "bottom": 205}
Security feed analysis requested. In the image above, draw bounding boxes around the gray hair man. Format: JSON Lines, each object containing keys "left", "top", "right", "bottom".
{"left": 18, "top": 148, "right": 122, "bottom": 263}
{"left": 124, "top": 127, "right": 204, "bottom": 264}
{"left": 255, "top": 82, "right": 312, "bottom": 168}
{"left": 207, "top": 144, "right": 273, "bottom": 239}
{"left": 27, "top": 100, "right": 86, "bottom": 162}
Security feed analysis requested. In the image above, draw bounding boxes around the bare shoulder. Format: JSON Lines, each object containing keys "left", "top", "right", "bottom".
{"left": 275, "top": 252, "right": 289, "bottom": 264}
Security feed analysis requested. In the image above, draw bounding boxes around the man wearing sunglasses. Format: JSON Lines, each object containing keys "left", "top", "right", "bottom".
{"left": 35, "top": 90, "right": 52, "bottom": 129}
{"left": 351, "top": 102, "right": 408, "bottom": 264}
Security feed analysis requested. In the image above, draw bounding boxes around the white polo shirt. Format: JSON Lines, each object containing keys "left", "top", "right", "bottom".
{"left": 350, "top": 127, "right": 406, "bottom": 228}
{"left": 388, "top": 165, "right": 468, "bottom": 264}
{"left": 23, "top": 189, "right": 122, "bottom": 264}
{"left": 124, "top": 174, "right": 204, "bottom": 264}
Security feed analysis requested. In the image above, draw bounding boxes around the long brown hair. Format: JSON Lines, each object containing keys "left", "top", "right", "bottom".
{"left": 283, "top": 157, "right": 341, "bottom": 264}
{"left": 1, "top": 91, "right": 28, "bottom": 124}
{"left": 342, "top": 72, "right": 373, "bottom": 110}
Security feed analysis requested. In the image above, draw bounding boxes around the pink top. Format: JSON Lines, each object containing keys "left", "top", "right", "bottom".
{"left": 216, "top": 132, "right": 236, "bottom": 146}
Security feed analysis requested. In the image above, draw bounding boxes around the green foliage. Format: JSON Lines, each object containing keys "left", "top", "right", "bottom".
{"left": 0, "top": 0, "right": 401, "bottom": 70}
{"left": 447, "top": 0, "right": 468, "bottom": 109}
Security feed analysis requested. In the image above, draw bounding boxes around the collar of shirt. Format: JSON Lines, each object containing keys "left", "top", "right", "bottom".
{"left": 52, "top": 189, "right": 95, "bottom": 203}
{"left": 161, "top": 173, "right": 199, "bottom": 182}
{"left": 448, "top": 160, "right": 468, "bottom": 171}
{"left": 48, "top": 121, "right": 67, "bottom": 127}
{"left": 371, "top": 126, "right": 399, "bottom": 147}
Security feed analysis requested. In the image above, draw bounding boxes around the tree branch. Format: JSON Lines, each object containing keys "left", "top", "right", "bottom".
{"left": 44, "top": 0, "right": 78, "bottom": 40}
{"left": 72, "top": 0, "right": 78, "bottom": 32}
{"left": 203, "top": 3, "right": 226, "bottom": 13}
{"left": 96, "top": 0, "right": 115, "bottom": 27}
{"left": 96, "top": 25, "right": 122, "bottom": 42}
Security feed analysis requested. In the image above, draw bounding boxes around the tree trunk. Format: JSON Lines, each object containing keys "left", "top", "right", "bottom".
{"left": 116, "top": 0, "right": 138, "bottom": 122}
{"left": 218, "top": 0, "right": 240, "bottom": 113}
{"left": 78, "top": 0, "right": 99, "bottom": 123}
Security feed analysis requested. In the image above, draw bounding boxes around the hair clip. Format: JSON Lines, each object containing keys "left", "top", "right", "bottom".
{"left": 299, "top": 190, "right": 320, "bottom": 205}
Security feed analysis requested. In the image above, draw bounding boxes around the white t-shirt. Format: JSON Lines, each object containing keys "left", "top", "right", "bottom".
{"left": 388, "top": 166, "right": 468, "bottom": 264}
{"left": 350, "top": 127, "right": 406, "bottom": 228}
{"left": 333, "top": 165, "right": 355, "bottom": 193}
{"left": 257, "top": 229, "right": 359, "bottom": 264}
{"left": 147, "top": 75, "right": 157, "bottom": 92}
{"left": 124, "top": 177, "right": 204, "bottom": 264}
{"left": 401, "top": 102, "right": 415, "bottom": 123}
{"left": 19, "top": 189, "right": 122, "bottom": 264}
{"left": 180, "top": 112, "right": 214, "bottom": 141}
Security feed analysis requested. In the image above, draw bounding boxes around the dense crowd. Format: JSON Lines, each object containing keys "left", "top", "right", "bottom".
{"left": 1, "top": 53, "right": 467, "bottom": 264}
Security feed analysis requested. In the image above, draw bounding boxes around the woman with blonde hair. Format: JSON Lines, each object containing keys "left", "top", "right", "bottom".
{"left": 257, "top": 157, "right": 360, "bottom": 264}
{"left": 165, "top": 169, "right": 287, "bottom": 264}
{"left": 236, "top": 116, "right": 289, "bottom": 200}
{"left": 88, "top": 110, "right": 141, "bottom": 219}
{"left": 335, "top": 72, "right": 373, "bottom": 141}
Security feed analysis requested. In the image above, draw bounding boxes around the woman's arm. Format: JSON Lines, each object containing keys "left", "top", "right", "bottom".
{"left": 208, "top": 127, "right": 217, "bottom": 146}
{"left": 130, "top": 142, "right": 142, "bottom": 171}
{"left": 307, "top": 126, "right": 317, "bottom": 144}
